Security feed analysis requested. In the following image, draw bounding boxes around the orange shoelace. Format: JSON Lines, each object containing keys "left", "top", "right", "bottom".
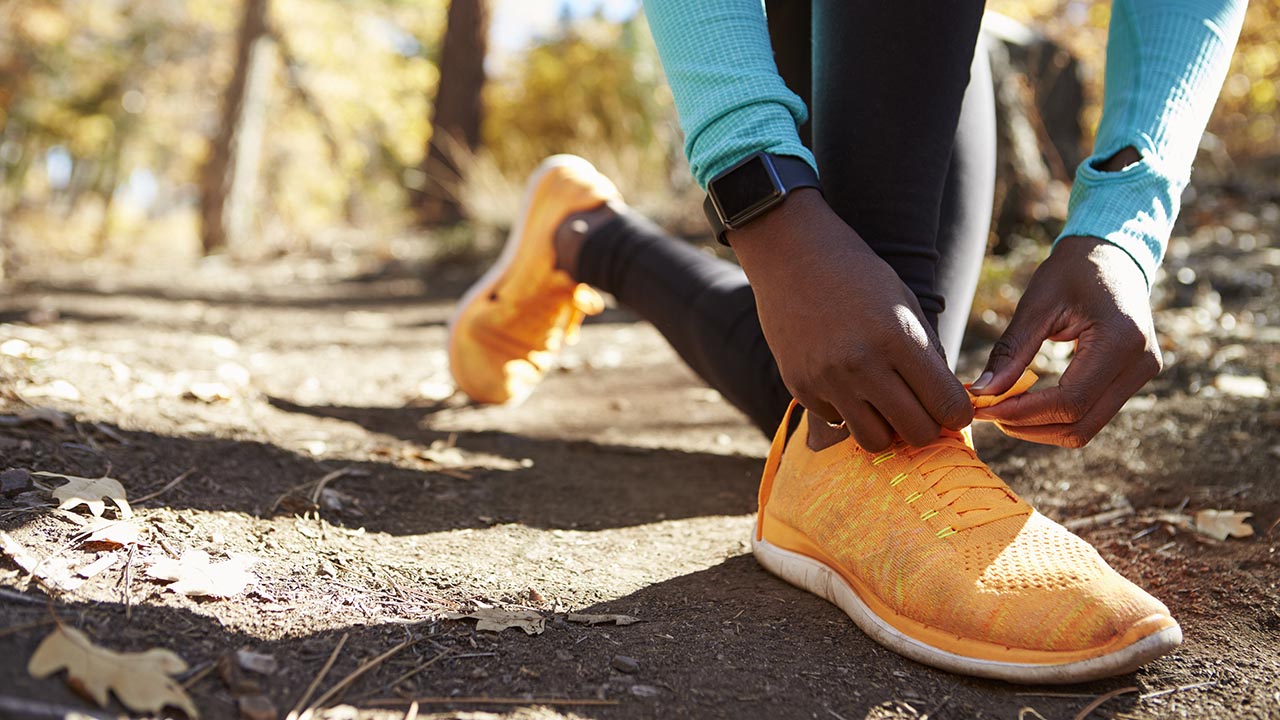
{"left": 871, "top": 369, "right": 1041, "bottom": 536}
{"left": 873, "top": 437, "right": 1029, "bottom": 537}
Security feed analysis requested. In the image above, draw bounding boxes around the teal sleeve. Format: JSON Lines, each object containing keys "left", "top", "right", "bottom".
{"left": 641, "top": 0, "right": 816, "bottom": 188}
{"left": 1056, "top": 0, "right": 1247, "bottom": 287}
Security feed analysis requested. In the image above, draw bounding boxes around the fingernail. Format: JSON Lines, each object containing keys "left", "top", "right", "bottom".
{"left": 970, "top": 371, "right": 993, "bottom": 392}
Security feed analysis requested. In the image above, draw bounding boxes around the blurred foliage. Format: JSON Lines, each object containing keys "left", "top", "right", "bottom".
{"left": 0, "top": 0, "right": 1276, "bottom": 269}
{"left": 462, "top": 12, "right": 699, "bottom": 233}
{"left": 989, "top": 0, "right": 1280, "bottom": 156}
{"left": 0, "top": 0, "right": 444, "bottom": 263}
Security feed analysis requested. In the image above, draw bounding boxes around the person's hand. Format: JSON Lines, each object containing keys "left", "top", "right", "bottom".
{"left": 730, "top": 189, "right": 973, "bottom": 451}
{"left": 970, "top": 236, "right": 1161, "bottom": 447}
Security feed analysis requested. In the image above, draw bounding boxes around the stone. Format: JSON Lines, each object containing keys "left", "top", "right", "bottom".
{"left": 610, "top": 655, "right": 639, "bottom": 674}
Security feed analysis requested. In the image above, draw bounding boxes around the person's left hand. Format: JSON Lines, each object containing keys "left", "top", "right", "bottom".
{"left": 968, "top": 236, "right": 1162, "bottom": 447}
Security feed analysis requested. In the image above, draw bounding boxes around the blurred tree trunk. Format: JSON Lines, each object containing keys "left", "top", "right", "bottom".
{"left": 414, "top": 0, "right": 489, "bottom": 226}
{"left": 200, "top": 0, "right": 272, "bottom": 254}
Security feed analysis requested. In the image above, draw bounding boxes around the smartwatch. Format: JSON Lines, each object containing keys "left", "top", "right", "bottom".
{"left": 703, "top": 152, "right": 822, "bottom": 246}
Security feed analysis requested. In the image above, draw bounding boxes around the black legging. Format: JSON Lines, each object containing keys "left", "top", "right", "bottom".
{"left": 577, "top": 0, "right": 995, "bottom": 437}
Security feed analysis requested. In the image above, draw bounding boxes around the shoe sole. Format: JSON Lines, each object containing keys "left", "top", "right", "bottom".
{"left": 446, "top": 154, "right": 598, "bottom": 405}
{"left": 752, "top": 527, "right": 1183, "bottom": 684}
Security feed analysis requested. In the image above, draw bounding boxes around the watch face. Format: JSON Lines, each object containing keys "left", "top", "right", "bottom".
{"left": 714, "top": 155, "right": 782, "bottom": 223}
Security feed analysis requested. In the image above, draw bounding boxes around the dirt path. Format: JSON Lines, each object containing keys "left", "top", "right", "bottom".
{"left": 1, "top": 251, "right": 1278, "bottom": 719}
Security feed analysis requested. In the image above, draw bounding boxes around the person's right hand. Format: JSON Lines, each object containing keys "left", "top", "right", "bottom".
{"left": 730, "top": 188, "right": 974, "bottom": 451}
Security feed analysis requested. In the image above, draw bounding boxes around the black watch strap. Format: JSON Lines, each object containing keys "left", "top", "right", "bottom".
{"left": 703, "top": 152, "right": 821, "bottom": 246}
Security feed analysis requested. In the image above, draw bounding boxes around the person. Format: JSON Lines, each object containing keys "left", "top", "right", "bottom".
{"left": 446, "top": 0, "right": 1246, "bottom": 684}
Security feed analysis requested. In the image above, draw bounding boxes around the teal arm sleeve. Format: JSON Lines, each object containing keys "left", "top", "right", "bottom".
{"left": 1056, "top": 0, "right": 1247, "bottom": 287}
{"left": 642, "top": 0, "right": 817, "bottom": 188}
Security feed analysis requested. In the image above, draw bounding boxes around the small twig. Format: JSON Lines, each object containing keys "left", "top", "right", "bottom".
{"left": 377, "top": 647, "right": 453, "bottom": 695}
{"left": 1072, "top": 686, "right": 1138, "bottom": 720}
{"left": 0, "top": 587, "right": 51, "bottom": 606}
{"left": 289, "top": 632, "right": 348, "bottom": 718}
{"left": 271, "top": 467, "right": 356, "bottom": 513}
{"left": 308, "top": 638, "right": 412, "bottom": 710}
{"left": 364, "top": 696, "right": 620, "bottom": 707}
{"left": 0, "top": 695, "right": 114, "bottom": 720}
{"left": 132, "top": 468, "right": 196, "bottom": 505}
{"left": 309, "top": 467, "right": 353, "bottom": 504}
{"left": 1139, "top": 680, "right": 1217, "bottom": 700}
{"left": 1018, "top": 708, "right": 1051, "bottom": 720}
{"left": 402, "top": 701, "right": 419, "bottom": 720}
{"left": 0, "top": 617, "right": 57, "bottom": 640}
{"left": 180, "top": 660, "right": 219, "bottom": 690}
{"left": 123, "top": 544, "right": 137, "bottom": 621}
{"left": 1064, "top": 506, "right": 1134, "bottom": 531}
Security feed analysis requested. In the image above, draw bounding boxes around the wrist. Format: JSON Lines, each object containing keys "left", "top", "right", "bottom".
{"left": 1054, "top": 235, "right": 1148, "bottom": 283}
{"left": 726, "top": 188, "right": 828, "bottom": 261}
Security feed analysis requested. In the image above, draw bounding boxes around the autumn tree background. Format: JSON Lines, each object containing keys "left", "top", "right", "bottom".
{"left": 0, "top": 0, "right": 1277, "bottom": 277}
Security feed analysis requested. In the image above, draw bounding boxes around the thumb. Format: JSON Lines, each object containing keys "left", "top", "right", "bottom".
{"left": 971, "top": 301, "right": 1053, "bottom": 396}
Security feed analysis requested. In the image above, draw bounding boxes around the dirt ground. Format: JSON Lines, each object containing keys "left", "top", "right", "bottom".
{"left": 2, "top": 196, "right": 1279, "bottom": 719}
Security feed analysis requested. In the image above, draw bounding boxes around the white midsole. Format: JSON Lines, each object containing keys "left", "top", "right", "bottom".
{"left": 752, "top": 527, "right": 1182, "bottom": 684}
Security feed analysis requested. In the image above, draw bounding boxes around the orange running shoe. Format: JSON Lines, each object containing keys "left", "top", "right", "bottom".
{"left": 448, "top": 155, "right": 617, "bottom": 404}
{"left": 753, "top": 371, "right": 1180, "bottom": 683}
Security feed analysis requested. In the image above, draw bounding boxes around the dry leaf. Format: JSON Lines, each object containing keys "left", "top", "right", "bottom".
{"left": 27, "top": 625, "right": 198, "bottom": 717}
{"left": 0, "top": 530, "right": 84, "bottom": 591}
{"left": 36, "top": 472, "right": 133, "bottom": 519}
{"left": 1193, "top": 509, "right": 1255, "bottom": 541}
{"left": 80, "top": 517, "right": 143, "bottom": 548}
{"left": 566, "top": 613, "right": 642, "bottom": 626}
{"left": 445, "top": 608, "right": 545, "bottom": 635}
{"left": 146, "top": 550, "right": 258, "bottom": 597}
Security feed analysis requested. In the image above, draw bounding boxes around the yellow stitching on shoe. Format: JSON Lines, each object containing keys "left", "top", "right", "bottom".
{"left": 920, "top": 509, "right": 939, "bottom": 520}
{"left": 936, "top": 526, "right": 957, "bottom": 538}
{"left": 890, "top": 472, "right": 908, "bottom": 486}
{"left": 904, "top": 491, "right": 924, "bottom": 504}
{"left": 872, "top": 451, "right": 897, "bottom": 466}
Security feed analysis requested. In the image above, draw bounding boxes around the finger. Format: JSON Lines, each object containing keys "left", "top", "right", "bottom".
{"left": 977, "top": 324, "right": 1130, "bottom": 426}
{"left": 971, "top": 295, "right": 1058, "bottom": 397}
{"left": 835, "top": 399, "right": 894, "bottom": 453}
{"left": 993, "top": 360, "right": 1157, "bottom": 447}
{"left": 794, "top": 393, "right": 844, "bottom": 429}
{"left": 871, "top": 371, "right": 943, "bottom": 447}
{"left": 893, "top": 325, "right": 974, "bottom": 431}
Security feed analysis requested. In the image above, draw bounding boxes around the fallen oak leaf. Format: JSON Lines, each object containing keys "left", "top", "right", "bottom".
{"left": 27, "top": 625, "right": 198, "bottom": 718}
{"left": 445, "top": 608, "right": 545, "bottom": 635}
{"left": 566, "top": 613, "right": 643, "bottom": 626}
{"left": 1193, "top": 509, "right": 1254, "bottom": 541}
{"left": 146, "top": 550, "right": 258, "bottom": 598}
{"left": 35, "top": 472, "right": 133, "bottom": 519}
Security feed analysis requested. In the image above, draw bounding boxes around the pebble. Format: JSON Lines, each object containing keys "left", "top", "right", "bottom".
{"left": 237, "top": 695, "right": 277, "bottom": 720}
{"left": 611, "top": 655, "right": 640, "bottom": 674}
{"left": 1213, "top": 374, "right": 1269, "bottom": 398}
{"left": 0, "top": 468, "right": 33, "bottom": 497}
{"left": 630, "top": 684, "right": 662, "bottom": 697}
